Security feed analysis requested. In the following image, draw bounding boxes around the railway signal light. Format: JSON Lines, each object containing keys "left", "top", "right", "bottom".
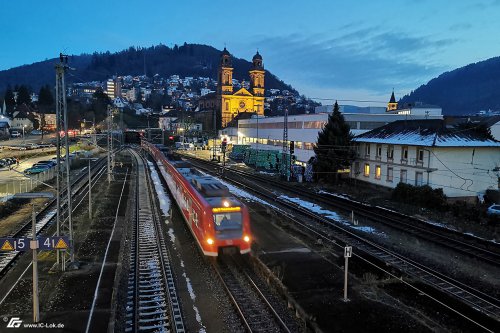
{"left": 221, "top": 138, "right": 227, "bottom": 153}
{"left": 289, "top": 141, "right": 295, "bottom": 154}
{"left": 169, "top": 136, "right": 174, "bottom": 141}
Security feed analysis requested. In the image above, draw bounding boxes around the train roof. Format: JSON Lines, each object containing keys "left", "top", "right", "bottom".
{"left": 153, "top": 143, "right": 234, "bottom": 199}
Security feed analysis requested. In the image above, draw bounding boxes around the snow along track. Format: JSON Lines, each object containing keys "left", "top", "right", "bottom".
{"left": 125, "top": 149, "right": 185, "bottom": 333}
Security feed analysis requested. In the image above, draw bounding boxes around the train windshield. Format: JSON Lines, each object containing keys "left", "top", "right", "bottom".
{"left": 213, "top": 213, "right": 243, "bottom": 239}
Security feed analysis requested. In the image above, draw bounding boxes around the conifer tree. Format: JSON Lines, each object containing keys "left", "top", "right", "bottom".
{"left": 4, "top": 87, "right": 15, "bottom": 114}
{"left": 38, "top": 85, "right": 54, "bottom": 139}
{"left": 16, "top": 85, "right": 31, "bottom": 105}
{"left": 313, "top": 101, "right": 355, "bottom": 182}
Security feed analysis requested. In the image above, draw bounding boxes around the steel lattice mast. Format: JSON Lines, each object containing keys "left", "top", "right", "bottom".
{"left": 55, "top": 53, "right": 74, "bottom": 269}
{"left": 282, "top": 108, "right": 289, "bottom": 180}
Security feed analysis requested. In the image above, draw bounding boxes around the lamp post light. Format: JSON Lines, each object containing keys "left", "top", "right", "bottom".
{"left": 22, "top": 125, "right": 26, "bottom": 144}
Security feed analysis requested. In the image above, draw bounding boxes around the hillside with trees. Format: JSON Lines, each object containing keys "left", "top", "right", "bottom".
{"left": 400, "top": 56, "right": 500, "bottom": 115}
{"left": 0, "top": 43, "right": 297, "bottom": 95}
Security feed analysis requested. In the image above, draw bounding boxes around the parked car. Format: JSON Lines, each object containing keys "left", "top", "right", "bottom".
{"left": 24, "top": 165, "right": 51, "bottom": 174}
{"left": 486, "top": 204, "right": 500, "bottom": 219}
{"left": 35, "top": 160, "right": 57, "bottom": 167}
{"left": 31, "top": 130, "right": 42, "bottom": 135}
{"left": 25, "top": 143, "right": 40, "bottom": 150}
{"left": 10, "top": 131, "right": 21, "bottom": 138}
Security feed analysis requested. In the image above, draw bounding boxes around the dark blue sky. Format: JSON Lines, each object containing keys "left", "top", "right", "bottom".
{"left": 2, "top": 0, "right": 500, "bottom": 103}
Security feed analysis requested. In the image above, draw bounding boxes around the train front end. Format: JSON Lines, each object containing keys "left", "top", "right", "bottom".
{"left": 204, "top": 197, "right": 252, "bottom": 255}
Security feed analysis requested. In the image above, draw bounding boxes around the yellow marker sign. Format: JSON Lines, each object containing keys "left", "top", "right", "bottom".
{"left": 54, "top": 238, "right": 68, "bottom": 249}
{"left": 1, "top": 239, "right": 14, "bottom": 251}
{"left": 212, "top": 206, "right": 241, "bottom": 213}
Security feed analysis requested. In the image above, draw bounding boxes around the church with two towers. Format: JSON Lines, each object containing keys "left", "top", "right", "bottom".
{"left": 198, "top": 47, "right": 265, "bottom": 129}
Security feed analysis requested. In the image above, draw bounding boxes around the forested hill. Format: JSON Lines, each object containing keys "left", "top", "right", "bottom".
{"left": 0, "top": 43, "right": 297, "bottom": 94}
{"left": 400, "top": 56, "right": 500, "bottom": 115}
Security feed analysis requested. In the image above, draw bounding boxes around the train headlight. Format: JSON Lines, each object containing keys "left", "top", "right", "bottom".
{"left": 223, "top": 200, "right": 230, "bottom": 207}
{"left": 207, "top": 238, "right": 214, "bottom": 245}
{"left": 244, "top": 235, "right": 250, "bottom": 243}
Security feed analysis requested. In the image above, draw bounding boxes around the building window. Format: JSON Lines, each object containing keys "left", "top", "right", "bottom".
{"left": 376, "top": 145, "right": 382, "bottom": 160}
{"left": 364, "top": 164, "right": 370, "bottom": 177}
{"left": 225, "top": 102, "right": 229, "bottom": 111}
{"left": 400, "top": 169, "right": 407, "bottom": 183}
{"left": 375, "top": 165, "right": 381, "bottom": 179}
{"left": 387, "top": 145, "right": 394, "bottom": 160}
{"left": 417, "top": 149, "right": 424, "bottom": 163}
{"left": 415, "top": 172, "right": 424, "bottom": 186}
{"left": 365, "top": 144, "right": 371, "bottom": 157}
{"left": 401, "top": 146, "right": 408, "bottom": 161}
{"left": 354, "top": 162, "right": 360, "bottom": 176}
{"left": 387, "top": 167, "right": 393, "bottom": 182}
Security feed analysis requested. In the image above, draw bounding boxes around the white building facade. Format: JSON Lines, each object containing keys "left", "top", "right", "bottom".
{"left": 352, "top": 119, "right": 500, "bottom": 200}
{"left": 237, "top": 111, "right": 443, "bottom": 163}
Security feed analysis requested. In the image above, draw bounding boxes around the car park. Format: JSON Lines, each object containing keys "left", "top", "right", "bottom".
{"left": 486, "top": 204, "right": 500, "bottom": 219}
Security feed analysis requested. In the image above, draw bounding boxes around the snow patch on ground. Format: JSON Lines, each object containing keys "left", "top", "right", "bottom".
{"left": 167, "top": 228, "right": 176, "bottom": 248}
{"left": 279, "top": 195, "right": 386, "bottom": 237}
{"left": 147, "top": 161, "right": 171, "bottom": 222}
{"left": 203, "top": 173, "right": 284, "bottom": 212}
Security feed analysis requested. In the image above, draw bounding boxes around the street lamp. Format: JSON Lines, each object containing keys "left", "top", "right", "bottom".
{"left": 22, "top": 124, "right": 26, "bottom": 144}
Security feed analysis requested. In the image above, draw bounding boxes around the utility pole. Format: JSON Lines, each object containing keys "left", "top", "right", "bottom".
{"left": 55, "top": 53, "right": 74, "bottom": 268}
{"left": 282, "top": 108, "right": 289, "bottom": 180}
{"left": 31, "top": 204, "right": 39, "bottom": 323}
{"left": 212, "top": 108, "right": 217, "bottom": 161}
{"left": 87, "top": 159, "right": 92, "bottom": 218}
{"left": 107, "top": 106, "right": 112, "bottom": 183}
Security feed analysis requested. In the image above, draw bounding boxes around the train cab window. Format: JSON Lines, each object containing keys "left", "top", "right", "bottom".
{"left": 214, "top": 213, "right": 242, "bottom": 232}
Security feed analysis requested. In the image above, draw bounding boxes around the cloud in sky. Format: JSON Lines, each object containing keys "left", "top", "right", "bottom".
{"left": 256, "top": 26, "right": 455, "bottom": 101}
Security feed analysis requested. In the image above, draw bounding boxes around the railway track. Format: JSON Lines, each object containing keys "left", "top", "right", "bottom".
{"left": 185, "top": 154, "right": 500, "bottom": 267}
{"left": 125, "top": 150, "right": 185, "bottom": 332}
{"left": 182, "top": 154, "right": 500, "bottom": 332}
{"left": 0, "top": 156, "right": 107, "bottom": 277}
{"left": 213, "top": 255, "right": 295, "bottom": 333}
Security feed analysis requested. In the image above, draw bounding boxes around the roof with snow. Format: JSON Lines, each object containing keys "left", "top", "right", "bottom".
{"left": 353, "top": 119, "right": 500, "bottom": 147}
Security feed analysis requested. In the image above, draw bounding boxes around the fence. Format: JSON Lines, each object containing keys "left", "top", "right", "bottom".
{"left": 0, "top": 168, "right": 56, "bottom": 199}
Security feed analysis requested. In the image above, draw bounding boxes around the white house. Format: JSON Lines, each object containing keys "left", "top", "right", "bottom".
{"left": 352, "top": 119, "right": 500, "bottom": 200}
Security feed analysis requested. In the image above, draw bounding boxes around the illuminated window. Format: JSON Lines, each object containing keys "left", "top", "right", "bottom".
{"left": 364, "top": 164, "right": 370, "bottom": 177}
{"left": 375, "top": 165, "right": 381, "bottom": 179}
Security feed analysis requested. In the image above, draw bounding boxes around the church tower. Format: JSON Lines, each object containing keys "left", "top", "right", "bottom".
{"left": 387, "top": 89, "right": 398, "bottom": 111}
{"left": 249, "top": 51, "right": 265, "bottom": 97}
{"left": 218, "top": 47, "right": 233, "bottom": 95}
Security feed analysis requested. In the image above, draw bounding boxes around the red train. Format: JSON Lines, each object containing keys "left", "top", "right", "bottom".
{"left": 143, "top": 140, "right": 252, "bottom": 256}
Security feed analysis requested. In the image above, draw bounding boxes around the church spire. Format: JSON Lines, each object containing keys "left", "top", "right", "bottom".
{"left": 387, "top": 89, "right": 398, "bottom": 111}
